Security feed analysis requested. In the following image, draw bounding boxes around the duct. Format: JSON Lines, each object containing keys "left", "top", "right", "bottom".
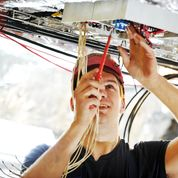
{"left": 62, "top": 0, "right": 178, "bottom": 34}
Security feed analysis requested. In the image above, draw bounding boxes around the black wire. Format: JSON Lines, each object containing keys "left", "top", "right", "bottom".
{"left": 127, "top": 91, "right": 150, "bottom": 142}
{"left": 123, "top": 74, "right": 178, "bottom": 142}
{"left": 123, "top": 90, "right": 149, "bottom": 140}
{"left": 1, "top": 26, "right": 178, "bottom": 71}
{"left": 1, "top": 29, "right": 77, "bottom": 59}
{"left": 0, "top": 17, "right": 119, "bottom": 55}
{"left": 1, "top": 15, "right": 178, "bottom": 71}
{"left": 2, "top": 161, "right": 21, "bottom": 177}
{"left": 0, "top": 167, "right": 17, "bottom": 178}
{"left": 132, "top": 78, "right": 138, "bottom": 93}
{"left": 119, "top": 87, "right": 144, "bottom": 123}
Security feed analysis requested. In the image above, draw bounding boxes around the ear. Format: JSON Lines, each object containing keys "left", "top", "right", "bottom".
{"left": 120, "top": 98, "right": 125, "bottom": 113}
{"left": 70, "top": 97, "right": 74, "bottom": 111}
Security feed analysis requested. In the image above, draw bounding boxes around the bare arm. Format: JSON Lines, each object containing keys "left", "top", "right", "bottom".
{"left": 146, "top": 74, "right": 178, "bottom": 120}
{"left": 21, "top": 121, "right": 87, "bottom": 178}
{"left": 118, "top": 25, "right": 178, "bottom": 177}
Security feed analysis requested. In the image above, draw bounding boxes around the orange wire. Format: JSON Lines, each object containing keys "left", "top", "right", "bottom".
{"left": 95, "top": 28, "right": 113, "bottom": 81}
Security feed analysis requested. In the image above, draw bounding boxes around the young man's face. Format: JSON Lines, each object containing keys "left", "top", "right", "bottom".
{"left": 71, "top": 68, "right": 124, "bottom": 142}
{"left": 98, "top": 70, "right": 124, "bottom": 124}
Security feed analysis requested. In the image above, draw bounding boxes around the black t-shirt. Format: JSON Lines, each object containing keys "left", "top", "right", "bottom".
{"left": 67, "top": 139, "right": 169, "bottom": 178}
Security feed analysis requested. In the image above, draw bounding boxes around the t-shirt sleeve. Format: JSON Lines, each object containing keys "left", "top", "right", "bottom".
{"left": 132, "top": 140, "right": 170, "bottom": 178}
{"left": 21, "top": 144, "right": 50, "bottom": 174}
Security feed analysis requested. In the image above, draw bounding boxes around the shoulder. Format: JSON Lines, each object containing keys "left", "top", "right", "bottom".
{"left": 131, "top": 140, "right": 170, "bottom": 162}
{"left": 118, "top": 139, "right": 170, "bottom": 154}
{"left": 25, "top": 144, "right": 50, "bottom": 160}
{"left": 125, "top": 140, "right": 170, "bottom": 178}
{"left": 133, "top": 140, "right": 170, "bottom": 153}
{"left": 21, "top": 144, "right": 50, "bottom": 173}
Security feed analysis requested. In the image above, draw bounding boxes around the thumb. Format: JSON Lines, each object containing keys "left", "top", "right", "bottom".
{"left": 117, "top": 46, "right": 130, "bottom": 68}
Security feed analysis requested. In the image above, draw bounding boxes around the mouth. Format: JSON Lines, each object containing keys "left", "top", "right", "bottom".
{"left": 99, "top": 104, "right": 110, "bottom": 110}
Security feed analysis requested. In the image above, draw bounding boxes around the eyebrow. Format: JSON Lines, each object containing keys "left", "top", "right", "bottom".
{"left": 104, "top": 79, "right": 118, "bottom": 84}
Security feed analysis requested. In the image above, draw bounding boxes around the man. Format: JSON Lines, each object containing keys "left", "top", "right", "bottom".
{"left": 22, "top": 26, "right": 178, "bottom": 178}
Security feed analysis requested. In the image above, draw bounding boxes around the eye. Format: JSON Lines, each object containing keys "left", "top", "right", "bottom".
{"left": 105, "top": 84, "right": 115, "bottom": 90}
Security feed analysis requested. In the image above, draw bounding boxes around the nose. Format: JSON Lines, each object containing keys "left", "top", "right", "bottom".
{"left": 100, "top": 88, "right": 107, "bottom": 99}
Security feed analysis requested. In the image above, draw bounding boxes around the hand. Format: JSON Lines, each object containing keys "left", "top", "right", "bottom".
{"left": 118, "top": 25, "right": 159, "bottom": 87}
{"left": 73, "top": 69, "right": 103, "bottom": 128}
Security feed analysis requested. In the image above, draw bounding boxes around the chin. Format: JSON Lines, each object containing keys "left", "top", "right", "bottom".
{"left": 98, "top": 116, "right": 108, "bottom": 124}
{"left": 99, "top": 111, "right": 109, "bottom": 118}
{"left": 95, "top": 135, "right": 117, "bottom": 142}
{"left": 95, "top": 135, "right": 109, "bottom": 142}
{"left": 98, "top": 112, "right": 114, "bottom": 121}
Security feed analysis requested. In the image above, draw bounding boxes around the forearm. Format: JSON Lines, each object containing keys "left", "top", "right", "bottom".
{"left": 22, "top": 121, "right": 87, "bottom": 178}
{"left": 143, "top": 74, "right": 178, "bottom": 120}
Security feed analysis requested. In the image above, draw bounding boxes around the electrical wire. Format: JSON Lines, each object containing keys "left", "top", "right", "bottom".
{"left": 0, "top": 31, "right": 72, "bottom": 72}
{"left": 0, "top": 32, "right": 75, "bottom": 65}
{"left": 0, "top": 29, "right": 77, "bottom": 59}
{"left": 1, "top": 18, "right": 178, "bottom": 71}
{"left": 119, "top": 87, "right": 144, "bottom": 123}
{"left": 122, "top": 74, "right": 178, "bottom": 142}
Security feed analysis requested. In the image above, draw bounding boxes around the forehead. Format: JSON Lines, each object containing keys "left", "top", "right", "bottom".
{"left": 102, "top": 71, "right": 118, "bottom": 84}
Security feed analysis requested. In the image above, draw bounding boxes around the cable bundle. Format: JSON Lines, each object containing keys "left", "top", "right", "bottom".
{"left": 62, "top": 22, "right": 99, "bottom": 178}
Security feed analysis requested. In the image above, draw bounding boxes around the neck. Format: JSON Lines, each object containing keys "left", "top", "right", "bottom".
{"left": 92, "top": 137, "right": 120, "bottom": 161}
{"left": 83, "top": 117, "right": 120, "bottom": 160}
{"left": 83, "top": 135, "right": 120, "bottom": 161}
{"left": 96, "top": 121, "right": 120, "bottom": 142}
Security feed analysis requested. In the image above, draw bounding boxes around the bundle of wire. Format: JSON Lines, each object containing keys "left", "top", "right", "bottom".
{"left": 62, "top": 22, "right": 99, "bottom": 178}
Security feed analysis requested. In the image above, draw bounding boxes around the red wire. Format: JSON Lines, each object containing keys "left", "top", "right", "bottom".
{"left": 25, "top": 45, "right": 75, "bottom": 64}
{"left": 0, "top": 33, "right": 75, "bottom": 65}
{"left": 0, "top": 32, "right": 72, "bottom": 73}
{"left": 95, "top": 29, "right": 113, "bottom": 81}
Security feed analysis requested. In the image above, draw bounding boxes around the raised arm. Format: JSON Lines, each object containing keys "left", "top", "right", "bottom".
{"left": 118, "top": 25, "right": 178, "bottom": 120}
{"left": 118, "top": 25, "right": 178, "bottom": 178}
{"left": 21, "top": 122, "right": 86, "bottom": 178}
{"left": 22, "top": 69, "right": 102, "bottom": 178}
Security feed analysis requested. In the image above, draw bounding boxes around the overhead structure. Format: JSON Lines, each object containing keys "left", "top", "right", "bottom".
{"left": 63, "top": 0, "right": 178, "bottom": 34}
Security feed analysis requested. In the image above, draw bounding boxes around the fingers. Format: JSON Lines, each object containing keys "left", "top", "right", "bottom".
{"left": 127, "top": 25, "right": 145, "bottom": 45}
{"left": 84, "top": 97, "right": 100, "bottom": 110}
{"left": 117, "top": 24, "right": 157, "bottom": 84}
{"left": 79, "top": 68, "right": 98, "bottom": 83}
{"left": 79, "top": 86, "right": 102, "bottom": 101}
{"left": 74, "top": 69, "right": 104, "bottom": 112}
{"left": 74, "top": 72, "right": 101, "bottom": 124}
{"left": 140, "top": 39, "right": 154, "bottom": 54}
{"left": 75, "top": 79, "right": 103, "bottom": 96}
{"left": 117, "top": 25, "right": 149, "bottom": 64}
{"left": 75, "top": 70, "right": 104, "bottom": 98}
{"left": 117, "top": 46, "right": 130, "bottom": 68}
